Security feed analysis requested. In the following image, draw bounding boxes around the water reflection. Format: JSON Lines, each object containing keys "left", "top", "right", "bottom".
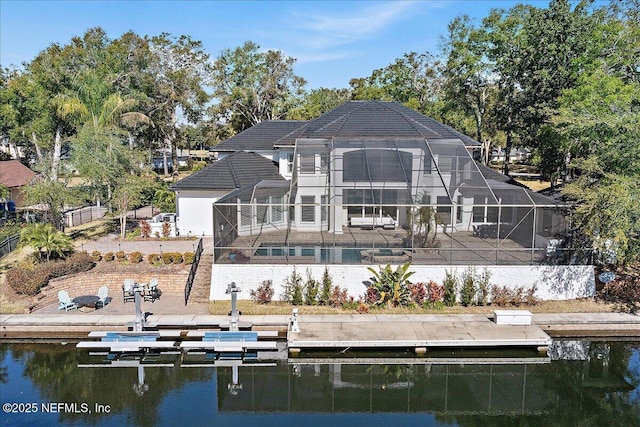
{"left": 1, "top": 341, "right": 639, "bottom": 426}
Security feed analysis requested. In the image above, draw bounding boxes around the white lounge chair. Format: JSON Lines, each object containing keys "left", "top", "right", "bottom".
{"left": 58, "top": 290, "right": 78, "bottom": 311}
{"left": 144, "top": 278, "right": 161, "bottom": 302}
{"left": 122, "top": 279, "right": 135, "bottom": 303}
{"left": 96, "top": 286, "right": 109, "bottom": 308}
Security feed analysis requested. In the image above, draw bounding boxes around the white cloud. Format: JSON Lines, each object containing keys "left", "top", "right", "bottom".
{"left": 289, "top": 1, "right": 419, "bottom": 50}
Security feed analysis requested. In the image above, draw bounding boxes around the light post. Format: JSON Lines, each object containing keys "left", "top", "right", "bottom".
{"left": 226, "top": 282, "right": 241, "bottom": 332}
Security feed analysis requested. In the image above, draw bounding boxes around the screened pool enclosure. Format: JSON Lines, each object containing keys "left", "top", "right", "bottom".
{"left": 213, "top": 137, "right": 570, "bottom": 266}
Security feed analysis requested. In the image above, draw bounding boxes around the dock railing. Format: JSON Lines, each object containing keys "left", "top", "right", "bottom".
{"left": 184, "top": 238, "right": 203, "bottom": 305}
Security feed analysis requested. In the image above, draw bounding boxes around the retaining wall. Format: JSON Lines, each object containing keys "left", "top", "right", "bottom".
{"left": 209, "top": 264, "right": 595, "bottom": 301}
{"left": 30, "top": 271, "right": 188, "bottom": 312}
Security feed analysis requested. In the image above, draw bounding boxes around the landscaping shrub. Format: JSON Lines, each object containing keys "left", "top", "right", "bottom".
{"left": 342, "top": 296, "right": 359, "bottom": 310}
{"left": 161, "top": 221, "right": 171, "bottom": 238}
{"left": 91, "top": 250, "right": 102, "bottom": 262}
{"left": 6, "top": 252, "right": 95, "bottom": 296}
{"left": 477, "top": 268, "right": 492, "bottom": 306}
{"left": 125, "top": 228, "right": 141, "bottom": 240}
{"left": 250, "top": 280, "right": 275, "bottom": 304}
{"left": 161, "top": 252, "right": 173, "bottom": 264}
{"left": 183, "top": 252, "right": 195, "bottom": 264}
{"left": 490, "top": 285, "right": 511, "bottom": 306}
{"left": 365, "top": 286, "right": 379, "bottom": 304}
{"left": 65, "top": 252, "right": 95, "bottom": 272}
{"left": 460, "top": 267, "right": 477, "bottom": 307}
{"left": 525, "top": 285, "right": 540, "bottom": 306}
{"left": 367, "top": 262, "right": 414, "bottom": 307}
{"left": 319, "top": 266, "right": 333, "bottom": 305}
{"left": 426, "top": 280, "right": 445, "bottom": 303}
{"left": 303, "top": 268, "right": 319, "bottom": 305}
{"left": 171, "top": 252, "right": 183, "bottom": 264}
{"left": 139, "top": 220, "right": 151, "bottom": 238}
{"left": 6, "top": 267, "right": 43, "bottom": 296}
{"left": 599, "top": 277, "right": 640, "bottom": 313}
{"left": 328, "top": 285, "right": 349, "bottom": 308}
{"left": 115, "top": 251, "right": 126, "bottom": 262}
{"left": 490, "top": 284, "right": 540, "bottom": 306}
{"left": 356, "top": 302, "right": 369, "bottom": 314}
{"left": 147, "top": 253, "right": 161, "bottom": 264}
{"left": 129, "top": 251, "right": 143, "bottom": 264}
{"left": 443, "top": 269, "right": 458, "bottom": 306}
{"left": 283, "top": 268, "right": 303, "bottom": 305}
{"left": 103, "top": 251, "right": 115, "bottom": 262}
{"left": 408, "top": 282, "right": 428, "bottom": 305}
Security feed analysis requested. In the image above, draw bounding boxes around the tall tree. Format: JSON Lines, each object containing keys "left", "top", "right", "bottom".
{"left": 147, "top": 33, "right": 211, "bottom": 175}
{"left": 442, "top": 15, "right": 493, "bottom": 149}
{"left": 287, "top": 87, "right": 351, "bottom": 120}
{"left": 210, "top": 41, "right": 306, "bottom": 133}
{"left": 350, "top": 51, "right": 445, "bottom": 117}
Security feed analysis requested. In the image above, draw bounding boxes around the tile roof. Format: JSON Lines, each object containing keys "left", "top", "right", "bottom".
{"left": 0, "top": 160, "right": 37, "bottom": 188}
{"left": 213, "top": 101, "right": 481, "bottom": 151}
{"left": 283, "top": 101, "right": 481, "bottom": 146}
{"left": 214, "top": 120, "right": 307, "bottom": 152}
{"left": 170, "top": 151, "right": 284, "bottom": 191}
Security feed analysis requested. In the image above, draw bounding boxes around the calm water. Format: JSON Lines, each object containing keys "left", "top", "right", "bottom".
{"left": 1, "top": 341, "right": 639, "bottom": 427}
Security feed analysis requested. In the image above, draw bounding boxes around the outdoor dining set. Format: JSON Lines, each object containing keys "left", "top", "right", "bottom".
{"left": 122, "top": 278, "right": 162, "bottom": 303}
{"left": 57, "top": 278, "right": 161, "bottom": 313}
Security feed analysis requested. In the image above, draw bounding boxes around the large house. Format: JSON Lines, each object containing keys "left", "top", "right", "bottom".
{"left": 0, "top": 160, "right": 37, "bottom": 208}
{"left": 171, "top": 101, "right": 593, "bottom": 301}
{"left": 172, "top": 101, "right": 566, "bottom": 264}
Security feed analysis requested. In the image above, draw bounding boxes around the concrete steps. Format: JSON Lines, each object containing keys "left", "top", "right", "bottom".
{"left": 188, "top": 254, "right": 212, "bottom": 304}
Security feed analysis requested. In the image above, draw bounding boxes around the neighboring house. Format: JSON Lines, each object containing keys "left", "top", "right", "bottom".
{"left": 173, "top": 101, "right": 567, "bottom": 265}
{"left": 0, "top": 160, "right": 37, "bottom": 207}
{"left": 170, "top": 151, "right": 285, "bottom": 236}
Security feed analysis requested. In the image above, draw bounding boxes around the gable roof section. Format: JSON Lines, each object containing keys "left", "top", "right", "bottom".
{"left": 170, "top": 151, "right": 283, "bottom": 191}
{"left": 215, "top": 120, "right": 307, "bottom": 152}
{"left": 0, "top": 160, "right": 37, "bottom": 188}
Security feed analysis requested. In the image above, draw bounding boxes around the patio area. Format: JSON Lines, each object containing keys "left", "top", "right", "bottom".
{"left": 35, "top": 293, "right": 210, "bottom": 316}
{"left": 216, "top": 227, "right": 550, "bottom": 266}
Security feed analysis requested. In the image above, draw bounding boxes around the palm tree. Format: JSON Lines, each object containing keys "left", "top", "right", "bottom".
{"left": 153, "top": 186, "right": 176, "bottom": 213}
{"left": 19, "top": 223, "right": 73, "bottom": 261}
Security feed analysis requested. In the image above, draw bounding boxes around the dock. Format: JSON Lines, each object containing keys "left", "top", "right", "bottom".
{"left": 287, "top": 314, "right": 552, "bottom": 355}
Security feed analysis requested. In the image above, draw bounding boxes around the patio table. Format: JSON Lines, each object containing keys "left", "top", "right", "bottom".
{"left": 73, "top": 295, "right": 100, "bottom": 313}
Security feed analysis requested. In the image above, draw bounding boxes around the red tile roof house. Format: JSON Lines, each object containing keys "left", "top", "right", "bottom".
{"left": 0, "top": 160, "right": 37, "bottom": 207}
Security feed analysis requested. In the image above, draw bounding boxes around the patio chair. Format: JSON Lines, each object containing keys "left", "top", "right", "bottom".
{"left": 122, "top": 279, "right": 136, "bottom": 303}
{"left": 96, "top": 286, "right": 110, "bottom": 308}
{"left": 144, "top": 277, "right": 161, "bottom": 302}
{"left": 58, "top": 290, "right": 78, "bottom": 311}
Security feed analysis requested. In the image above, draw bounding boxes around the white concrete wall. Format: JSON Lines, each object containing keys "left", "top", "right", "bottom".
{"left": 209, "top": 264, "right": 595, "bottom": 301}
{"left": 176, "top": 190, "right": 227, "bottom": 237}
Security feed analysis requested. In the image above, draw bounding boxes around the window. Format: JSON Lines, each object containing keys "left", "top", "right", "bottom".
{"left": 301, "top": 196, "right": 315, "bottom": 222}
{"left": 299, "top": 153, "right": 315, "bottom": 174}
{"left": 256, "top": 197, "right": 268, "bottom": 224}
{"left": 343, "top": 149, "right": 412, "bottom": 183}
{"left": 271, "top": 196, "right": 283, "bottom": 223}
{"left": 423, "top": 151, "right": 432, "bottom": 174}
{"left": 286, "top": 153, "right": 294, "bottom": 174}
{"left": 240, "top": 201, "right": 251, "bottom": 227}
{"left": 320, "top": 154, "right": 330, "bottom": 173}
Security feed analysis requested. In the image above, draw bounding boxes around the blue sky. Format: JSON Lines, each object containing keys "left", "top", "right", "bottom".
{"left": 2, "top": 0, "right": 548, "bottom": 89}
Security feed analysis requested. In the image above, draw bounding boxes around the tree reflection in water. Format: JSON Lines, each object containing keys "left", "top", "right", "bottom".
{"left": 0, "top": 341, "right": 638, "bottom": 426}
